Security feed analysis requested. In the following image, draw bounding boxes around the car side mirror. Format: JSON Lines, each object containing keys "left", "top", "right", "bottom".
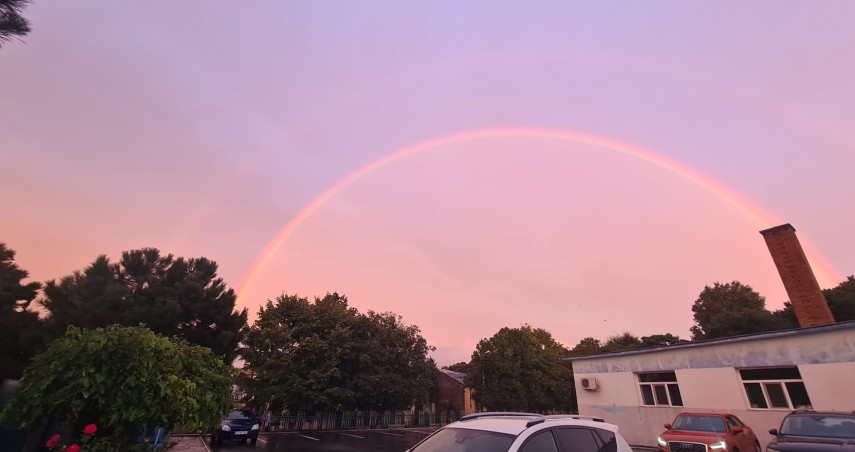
{"left": 664, "top": 424, "right": 672, "bottom": 429}
{"left": 769, "top": 429, "right": 778, "bottom": 435}
{"left": 732, "top": 426, "right": 744, "bottom": 434}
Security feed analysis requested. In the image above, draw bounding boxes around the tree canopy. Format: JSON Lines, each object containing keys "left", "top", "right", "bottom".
{"left": 689, "top": 281, "right": 780, "bottom": 340}
{"left": 240, "top": 292, "right": 437, "bottom": 412}
{"left": 0, "top": 326, "right": 233, "bottom": 449}
{"left": 824, "top": 275, "right": 855, "bottom": 322}
{"left": 465, "top": 325, "right": 574, "bottom": 413}
{"left": 772, "top": 275, "right": 855, "bottom": 328}
{"left": 0, "top": 0, "right": 30, "bottom": 47}
{"left": 0, "top": 242, "right": 48, "bottom": 381}
{"left": 39, "top": 248, "right": 248, "bottom": 362}
{"left": 600, "top": 332, "right": 642, "bottom": 354}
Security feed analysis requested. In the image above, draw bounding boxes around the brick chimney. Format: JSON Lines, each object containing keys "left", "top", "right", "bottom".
{"left": 760, "top": 224, "right": 835, "bottom": 327}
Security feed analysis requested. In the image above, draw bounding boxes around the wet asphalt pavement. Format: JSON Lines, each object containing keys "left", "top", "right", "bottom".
{"left": 211, "top": 429, "right": 434, "bottom": 452}
{"left": 206, "top": 430, "right": 657, "bottom": 452}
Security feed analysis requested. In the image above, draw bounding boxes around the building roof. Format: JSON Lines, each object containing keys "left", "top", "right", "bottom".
{"left": 564, "top": 320, "right": 855, "bottom": 362}
{"left": 439, "top": 368, "right": 466, "bottom": 385}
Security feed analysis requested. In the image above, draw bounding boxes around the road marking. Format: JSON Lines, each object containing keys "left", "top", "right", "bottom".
{"left": 297, "top": 434, "right": 320, "bottom": 440}
{"left": 198, "top": 436, "right": 213, "bottom": 452}
{"left": 257, "top": 436, "right": 268, "bottom": 444}
{"left": 373, "top": 431, "right": 405, "bottom": 437}
{"left": 339, "top": 433, "right": 365, "bottom": 438}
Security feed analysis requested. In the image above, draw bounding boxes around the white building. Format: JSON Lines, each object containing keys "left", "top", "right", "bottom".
{"left": 566, "top": 321, "right": 855, "bottom": 448}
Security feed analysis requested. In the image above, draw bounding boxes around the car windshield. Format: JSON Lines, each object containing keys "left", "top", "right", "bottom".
{"left": 411, "top": 427, "right": 515, "bottom": 452}
{"left": 781, "top": 415, "right": 855, "bottom": 439}
{"left": 672, "top": 415, "right": 727, "bottom": 433}
{"left": 224, "top": 410, "right": 256, "bottom": 420}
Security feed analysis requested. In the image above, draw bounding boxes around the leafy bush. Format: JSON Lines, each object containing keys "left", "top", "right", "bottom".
{"left": 0, "top": 325, "right": 234, "bottom": 448}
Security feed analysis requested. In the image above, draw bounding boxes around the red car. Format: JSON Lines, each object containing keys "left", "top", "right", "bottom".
{"left": 657, "top": 412, "right": 760, "bottom": 452}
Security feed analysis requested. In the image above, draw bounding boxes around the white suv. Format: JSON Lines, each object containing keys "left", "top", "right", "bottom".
{"left": 406, "top": 412, "right": 632, "bottom": 452}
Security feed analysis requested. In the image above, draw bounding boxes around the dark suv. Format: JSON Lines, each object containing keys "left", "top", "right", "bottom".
{"left": 211, "top": 409, "right": 261, "bottom": 447}
{"left": 767, "top": 410, "right": 855, "bottom": 451}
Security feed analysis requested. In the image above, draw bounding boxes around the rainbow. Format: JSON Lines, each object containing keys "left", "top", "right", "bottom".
{"left": 236, "top": 127, "right": 842, "bottom": 302}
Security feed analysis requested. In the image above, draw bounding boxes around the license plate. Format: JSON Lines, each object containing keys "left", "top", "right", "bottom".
{"left": 235, "top": 431, "right": 247, "bottom": 435}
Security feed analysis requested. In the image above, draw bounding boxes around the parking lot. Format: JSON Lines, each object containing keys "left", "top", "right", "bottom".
{"left": 209, "top": 429, "right": 433, "bottom": 452}
{"left": 192, "top": 430, "right": 656, "bottom": 452}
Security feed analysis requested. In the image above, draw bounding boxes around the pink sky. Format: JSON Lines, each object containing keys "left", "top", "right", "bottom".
{"left": 2, "top": 2, "right": 854, "bottom": 365}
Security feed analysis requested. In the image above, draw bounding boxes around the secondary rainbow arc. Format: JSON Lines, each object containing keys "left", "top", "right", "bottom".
{"left": 236, "top": 127, "right": 842, "bottom": 303}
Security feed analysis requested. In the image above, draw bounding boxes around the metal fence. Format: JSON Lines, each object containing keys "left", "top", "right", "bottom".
{"left": 262, "top": 409, "right": 463, "bottom": 431}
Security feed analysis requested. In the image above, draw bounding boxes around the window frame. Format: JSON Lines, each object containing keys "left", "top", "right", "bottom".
{"left": 739, "top": 367, "right": 812, "bottom": 411}
{"left": 636, "top": 371, "right": 683, "bottom": 407}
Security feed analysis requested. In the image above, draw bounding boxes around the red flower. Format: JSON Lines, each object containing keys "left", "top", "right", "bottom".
{"left": 46, "top": 434, "right": 61, "bottom": 448}
{"left": 66, "top": 444, "right": 80, "bottom": 452}
{"left": 83, "top": 423, "right": 97, "bottom": 435}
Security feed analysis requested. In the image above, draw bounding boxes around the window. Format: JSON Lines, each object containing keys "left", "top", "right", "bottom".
{"left": 740, "top": 367, "right": 812, "bottom": 410}
{"left": 519, "top": 430, "right": 559, "bottom": 452}
{"left": 555, "top": 428, "right": 606, "bottom": 452}
{"left": 637, "top": 371, "right": 682, "bottom": 407}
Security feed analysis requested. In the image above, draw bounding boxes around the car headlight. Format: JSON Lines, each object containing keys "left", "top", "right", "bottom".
{"left": 709, "top": 440, "right": 727, "bottom": 450}
{"left": 657, "top": 436, "right": 667, "bottom": 447}
{"left": 220, "top": 423, "right": 231, "bottom": 431}
{"left": 251, "top": 424, "right": 260, "bottom": 430}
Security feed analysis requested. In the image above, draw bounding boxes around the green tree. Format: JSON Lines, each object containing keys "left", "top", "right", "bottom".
{"left": 240, "top": 292, "right": 436, "bottom": 412}
{"left": 601, "top": 332, "right": 642, "bottom": 353}
{"left": 40, "top": 248, "right": 247, "bottom": 362}
{"left": 568, "top": 337, "right": 602, "bottom": 357}
{"left": 690, "top": 281, "right": 778, "bottom": 340}
{"left": 0, "top": 326, "right": 233, "bottom": 449}
{"left": 0, "top": 0, "right": 31, "bottom": 47}
{"left": 445, "top": 362, "right": 472, "bottom": 374}
{"left": 824, "top": 275, "right": 855, "bottom": 322}
{"left": 640, "top": 333, "right": 684, "bottom": 348}
{"left": 465, "top": 325, "right": 574, "bottom": 412}
{"left": 772, "top": 275, "right": 855, "bottom": 327}
{"left": 0, "top": 242, "right": 48, "bottom": 381}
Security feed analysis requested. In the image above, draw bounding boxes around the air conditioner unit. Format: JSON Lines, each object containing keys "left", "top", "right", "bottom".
{"left": 580, "top": 377, "right": 599, "bottom": 391}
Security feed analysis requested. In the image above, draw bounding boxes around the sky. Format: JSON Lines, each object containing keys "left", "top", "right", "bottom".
{"left": 2, "top": 2, "right": 854, "bottom": 366}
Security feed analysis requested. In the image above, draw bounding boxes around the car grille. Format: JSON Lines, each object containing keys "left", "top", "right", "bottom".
{"left": 668, "top": 442, "right": 707, "bottom": 452}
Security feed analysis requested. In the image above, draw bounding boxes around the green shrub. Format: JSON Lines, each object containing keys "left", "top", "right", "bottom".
{"left": 0, "top": 325, "right": 233, "bottom": 448}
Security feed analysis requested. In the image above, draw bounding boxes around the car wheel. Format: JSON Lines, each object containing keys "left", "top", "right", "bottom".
{"left": 250, "top": 437, "right": 257, "bottom": 447}
{"left": 242, "top": 437, "right": 248, "bottom": 444}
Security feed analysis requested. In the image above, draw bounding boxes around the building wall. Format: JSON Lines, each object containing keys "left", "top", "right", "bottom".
{"left": 572, "top": 324, "right": 855, "bottom": 448}
{"left": 438, "top": 374, "right": 465, "bottom": 412}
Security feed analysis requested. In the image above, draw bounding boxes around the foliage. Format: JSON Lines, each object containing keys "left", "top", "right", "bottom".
{"left": 445, "top": 362, "right": 472, "bottom": 374}
{"left": 40, "top": 248, "right": 248, "bottom": 362}
{"left": 567, "top": 337, "right": 602, "bottom": 357}
{"left": 771, "top": 275, "right": 855, "bottom": 327}
{"left": 689, "top": 281, "right": 780, "bottom": 340}
{"left": 639, "top": 333, "right": 685, "bottom": 348}
{"left": 568, "top": 333, "right": 684, "bottom": 358}
{"left": 0, "top": 0, "right": 30, "bottom": 47}
{"left": 601, "top": 332, "right": 642, "bottom": 353}
{"left": 240, "top": 292, "right": 437, "bottom": 412}
{"left": 465, "top": 325, "right": 574, "bottom": 412}
{"left": 44, "top": 424, "right": 124, "bottom": 452}
{"left": 0, "top": 242, "right": 49, "bottom": 381}
{"left": 0, "top": 326, "right": 234, "bottom": 448}
{"left": 823, "top": 275, "right": 855, "bottom": 322}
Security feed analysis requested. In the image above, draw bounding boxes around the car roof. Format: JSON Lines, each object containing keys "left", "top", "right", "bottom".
{"left": 448, "top": 413, "right": 620, "bottom": 437}
{"left": 785, "top": 410, "right": 855, "bottom": 417}
{"left": 675, "top": 412, "right": 732, "bottom": 417}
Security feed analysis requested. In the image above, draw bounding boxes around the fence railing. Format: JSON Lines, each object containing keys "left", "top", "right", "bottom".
{"left": 262, "top": 409, "right": 462, "bottom": 431}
